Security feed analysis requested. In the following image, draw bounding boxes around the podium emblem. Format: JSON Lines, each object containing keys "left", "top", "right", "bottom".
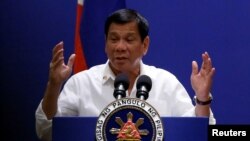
{"left": 110, "top": 112, "right": 149, "bottom": 140}
{"left": 95, "top": 98, "right": 164, "bottom": 141}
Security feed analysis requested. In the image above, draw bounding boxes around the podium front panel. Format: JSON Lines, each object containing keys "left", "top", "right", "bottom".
{"left": 53, "top": 117, "right": 208, "bottom": 141}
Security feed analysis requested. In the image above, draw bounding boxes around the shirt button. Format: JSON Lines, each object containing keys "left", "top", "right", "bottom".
{"left": 103, "top": 76, "right": 108, "bottom": 80}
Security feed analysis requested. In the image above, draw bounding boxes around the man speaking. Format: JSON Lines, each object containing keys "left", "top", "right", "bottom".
{"left": 35, "top": 8, "right": 216, "bottom": 141}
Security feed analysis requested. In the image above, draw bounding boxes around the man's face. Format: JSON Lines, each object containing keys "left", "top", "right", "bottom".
{"left": 105, "top": 21, "right": 149, "bottom": 74}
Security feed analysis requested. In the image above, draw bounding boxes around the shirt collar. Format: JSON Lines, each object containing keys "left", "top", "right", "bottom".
{"left": 102, "top": 60, "right": 116, "bottom": 84}
{"left": 139, "top": 60, "right": 147, "bottom": 76}
{"left": 102, "top": 60, "right": 146, "bottom": 84}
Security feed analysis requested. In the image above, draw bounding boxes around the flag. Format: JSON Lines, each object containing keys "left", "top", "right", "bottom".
{"left": 73, "top": 0, "right": 87, "bottom": 73}
{"left": 78, "top": 0, "right": 126, "bottom": 69}
{"left": 73, "top": 0, "right": 88, "bottom": 73}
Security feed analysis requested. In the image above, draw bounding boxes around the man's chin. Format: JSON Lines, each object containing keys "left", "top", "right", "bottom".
{"left": 115, "top": 65, "right": 130, "bottom": 72}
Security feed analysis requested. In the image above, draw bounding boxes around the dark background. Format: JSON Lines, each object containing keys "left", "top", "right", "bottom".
{"left": 1, "top": 0, "right": 250, "bottom": 140}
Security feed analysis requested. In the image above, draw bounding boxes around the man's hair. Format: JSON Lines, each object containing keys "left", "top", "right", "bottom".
{"left": 104, "top": 8, "right": 149, "bottom": 41}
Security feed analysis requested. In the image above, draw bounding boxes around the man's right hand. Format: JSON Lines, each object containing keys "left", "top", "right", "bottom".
{"left": 42, "top": 41, "right": 76, "bottom": 120}
{"left": 49, "top": 41, "right": 76, "bottom": 85}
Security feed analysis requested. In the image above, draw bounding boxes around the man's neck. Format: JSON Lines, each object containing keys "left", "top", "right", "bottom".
{"left": 109, "top": 62, "right": 140, "bottom": 95}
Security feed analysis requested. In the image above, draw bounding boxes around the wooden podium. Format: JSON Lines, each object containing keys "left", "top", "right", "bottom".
{"left": 52, "top": 117, "right": 208, "bottom": 141}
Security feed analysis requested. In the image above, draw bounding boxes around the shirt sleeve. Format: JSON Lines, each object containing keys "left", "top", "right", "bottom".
{"left": 181, "top": 106, "right": 216, "bottom": 125}
{"left": 35, "top": 76, "right": 80, "bottom": 141}
{"left": 208, "top": 109, "right": 216, "bottom": 125}
{"left": 35, "top": 100, "right": 52, "bottom": 141}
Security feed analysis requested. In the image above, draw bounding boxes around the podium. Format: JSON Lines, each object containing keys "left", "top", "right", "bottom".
{"left": 52, "top": 117, "right": 208, "bottom": 141}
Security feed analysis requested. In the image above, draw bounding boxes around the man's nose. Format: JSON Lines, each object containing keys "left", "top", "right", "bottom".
{"left": 116, "top": 40, "right": 127, "bottom": 51}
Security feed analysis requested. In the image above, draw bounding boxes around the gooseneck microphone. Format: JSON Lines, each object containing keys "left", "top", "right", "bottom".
{"left": 113, "top": 73, "right": 130, "bottom": 99}
{"left": 136, "top": 75, "right": 152, "bottom": 100}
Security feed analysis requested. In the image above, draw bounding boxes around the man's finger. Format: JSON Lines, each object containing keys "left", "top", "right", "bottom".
{"left": 192, "top": 61, "right": 199, "bottom": 75}
{"left": 67, "top": 54, "right": 76, "bottom": 68}
{"left": 51, "top": 49, "right": 64, "bottom": 64}
{"left": 52, "top": 41, "right": 64, "bottom": 55}
{"left": 50, "top": 56, "right": 64, "bottom": 69}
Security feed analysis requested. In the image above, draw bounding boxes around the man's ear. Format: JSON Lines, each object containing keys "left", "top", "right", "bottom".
{"left": 104, "top": 36, "right": 108, "bottom": 53}
{"left": 143, "top": 36, "right": 150, "bottom": 55}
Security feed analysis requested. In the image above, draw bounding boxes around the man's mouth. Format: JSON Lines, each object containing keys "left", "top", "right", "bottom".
{"left": 116, "top": 57, "right": 127, "bottom": 60}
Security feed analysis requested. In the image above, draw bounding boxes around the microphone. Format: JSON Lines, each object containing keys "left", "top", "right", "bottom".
{"left": 113, "top": 73, "right": 129, "bottom": 99}
{"left": 136, "top": 75, "right": 152, "bottom": 100}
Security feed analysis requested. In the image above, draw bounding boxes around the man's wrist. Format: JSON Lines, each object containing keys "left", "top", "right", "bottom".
{"left": 193, "top": 94, "right": 213, "bottom": 105}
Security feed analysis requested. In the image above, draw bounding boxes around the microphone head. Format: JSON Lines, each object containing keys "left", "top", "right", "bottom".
{"left": 114, "top": 73, "right": 129, "bottom": 91}
{"left": 136, "top": 75, "right": 152, "bottom": 92}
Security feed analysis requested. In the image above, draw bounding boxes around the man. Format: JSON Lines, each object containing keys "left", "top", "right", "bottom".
{"left": 36, "top": 8, "right": 216, "bottom": 141}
